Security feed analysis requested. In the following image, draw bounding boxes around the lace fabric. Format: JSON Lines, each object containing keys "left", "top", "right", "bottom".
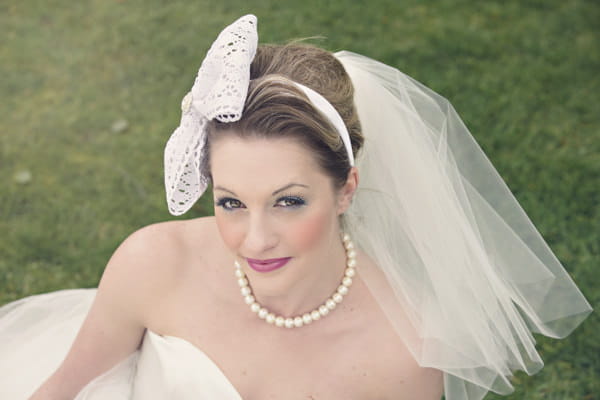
{"left": 164, "top": 15, "right": 257, "bottom": 216}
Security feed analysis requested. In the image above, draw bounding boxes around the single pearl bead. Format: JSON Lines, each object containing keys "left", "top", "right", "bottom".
{"left": 347, "top": 258, "right": 357, "bottom": 268}
{"left": 234, "top": 269, "right": 244, "bottom": 278}
{"left": 293, "top": 317, "right": 304, "bottom": 327}
{"left": 244, "top": 295, "right": 255, "bottom": 305}
{"left": 337, "top": 285, "right": 348, "bottom": 296}
{"left": 342, "top": 277, "right": 353, "bottom": 287}
{"left": 319, "top": 305, "right": 329, "bottom": 316}
{"left": 326, "top": 299, "right": 337, "bottom": 310}
{"left": 311, "top": 310, "right": 321, "bottom": 320}
{"left": 266, "top": 313, "right": 276, "bottom": 324}
{"left": 238, "top": 278, "right": 248, "bottom": 287}
{"left": 275, "top": 317, "right": 285, "bottom": 327}
{"left": 345, "top": 267, "right": 356, "bottom": 277}
{"left": 342, "top": 233, "right": 351, "bottom": 243}
{"left": 250, "top": 303, "right": 261, "bottom": 313}
{"left": 302, "top": 313, "right": 313, "bottom": 324}
{"left": 284, "top": 318, "right": 294, "bottom": 328}
{"left": 347, "top": 250, "right": 357, "bottom": 259}
{"left": 344, "top": 241, "right": 355, "bottom": 250}
{"left": 258, "top": 308, "right": 268, "bottom": 319}
{"left": 333, "top": 293, "right": 343, "bottom": 303}
{"left": 241, "top": 287, "right": 251, "bottom": 296}
{"left": 234, "top": 260, "right": 241, "bottom": 268}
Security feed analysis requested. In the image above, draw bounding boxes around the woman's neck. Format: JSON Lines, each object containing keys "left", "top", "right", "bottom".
{"left": 250, "top": 238, "right": 348, "bottom": 318}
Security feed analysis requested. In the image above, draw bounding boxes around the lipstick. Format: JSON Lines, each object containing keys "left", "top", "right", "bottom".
{"left": 246, "top": 257, "right": 291, "bottom": 273}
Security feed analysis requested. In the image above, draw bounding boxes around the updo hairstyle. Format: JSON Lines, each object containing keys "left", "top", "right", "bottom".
{"left": 201, "top": 43, "right": 364, "bottom": 192}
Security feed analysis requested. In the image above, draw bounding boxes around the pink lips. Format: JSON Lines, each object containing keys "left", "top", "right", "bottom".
{"left": 246, "top": 257, "right": 291, "bottom": 273}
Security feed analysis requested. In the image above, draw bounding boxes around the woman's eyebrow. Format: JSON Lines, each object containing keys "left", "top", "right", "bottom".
{"left": 272, "top": 183, "right": 309, "bottom": 195}
{"left": 214, "top": 183, "right": 309, "bottom": 196}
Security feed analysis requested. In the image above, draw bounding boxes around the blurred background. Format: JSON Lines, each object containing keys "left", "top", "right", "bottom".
{"left": 1, "top": 1, "right": 598, "bottom": 398}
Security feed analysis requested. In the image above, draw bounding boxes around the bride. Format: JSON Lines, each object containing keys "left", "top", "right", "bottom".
{"left": 1, "top": 14, "right": 591, "bottom": 400}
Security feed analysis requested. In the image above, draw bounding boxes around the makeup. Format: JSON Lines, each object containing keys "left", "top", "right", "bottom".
{"left": 246, "top": 257, "right": 291, "bottom": 273}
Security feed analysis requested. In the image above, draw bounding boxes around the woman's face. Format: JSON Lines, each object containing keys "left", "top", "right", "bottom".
{"left": 210, "top": 133, "right": 356, "bottom": 296}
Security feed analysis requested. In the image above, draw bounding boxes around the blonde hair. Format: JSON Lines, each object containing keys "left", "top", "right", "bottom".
{"left": 202, "top": 43, "right": 364, "bottom": 191}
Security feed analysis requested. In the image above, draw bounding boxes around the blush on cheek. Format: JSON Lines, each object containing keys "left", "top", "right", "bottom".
{"left": 290, "top": 209, "right": 333, "bottom": 251}
{"left": 215, "top": 214, "right": 245, "bottom": 251}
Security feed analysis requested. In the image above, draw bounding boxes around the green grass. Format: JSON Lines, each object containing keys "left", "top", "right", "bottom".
{"left": 1, "top": 1, "right": 598, "bottom": 398}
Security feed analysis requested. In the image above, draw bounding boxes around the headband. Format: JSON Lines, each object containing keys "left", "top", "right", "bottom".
{"left": 164, "top": 14, "right": 354, "bottom": 216}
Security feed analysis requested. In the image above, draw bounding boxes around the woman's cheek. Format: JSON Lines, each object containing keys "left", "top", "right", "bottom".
{"left": 288, "top": 208, "right": 331, "bottom": 251}
{"left": 215, "top": 213, "right": 244, "bottom": 250}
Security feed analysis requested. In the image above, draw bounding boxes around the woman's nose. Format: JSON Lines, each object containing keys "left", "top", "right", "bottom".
{"left": 243, "top": 212, "right": 278, "bottom": 256}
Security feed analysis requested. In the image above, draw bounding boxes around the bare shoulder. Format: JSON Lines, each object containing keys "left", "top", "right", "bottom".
{"left": 352, "top": 249, "right": 444, "bottom": 399}
{"left": 100, "top": 219, "right": 185, "bottom": 296}
{"left": 116, "top": 216, "right": 219, "bottom": 265}
{"left": 30, "top": 217, "right": 220, "bottom": 399}
{"left": 86, "top": 215, "right": 222, "bottom": 338}
{"left": 105, "top": 216, "right": 220, "bottom": 298}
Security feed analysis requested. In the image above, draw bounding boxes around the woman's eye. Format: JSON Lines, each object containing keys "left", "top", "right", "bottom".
{"left": 275, "top": 196, "right": 306, "bottom": 208}
{"left": 216, "top": 198, "right": 244, "bottom": 211}
{"left": 216, "top": 196, "right": 306, "bottom": 211}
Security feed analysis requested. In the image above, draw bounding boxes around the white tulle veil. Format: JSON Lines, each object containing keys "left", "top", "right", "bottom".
{"left": 334, "top": 51, "right": 592, "bottom": 400}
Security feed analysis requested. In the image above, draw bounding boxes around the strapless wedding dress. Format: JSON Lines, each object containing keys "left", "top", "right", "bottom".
{"left": 0, "top": 289, "right": 243, "bottom": 399}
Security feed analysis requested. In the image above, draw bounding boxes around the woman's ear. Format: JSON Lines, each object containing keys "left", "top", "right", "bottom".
{"left": 337, "top": 167, "right": 359, "bottom": 215}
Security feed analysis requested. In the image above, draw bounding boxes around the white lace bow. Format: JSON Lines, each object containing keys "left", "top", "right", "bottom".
{"left": 163, "top": 14, "right": 258, "bottom": 216}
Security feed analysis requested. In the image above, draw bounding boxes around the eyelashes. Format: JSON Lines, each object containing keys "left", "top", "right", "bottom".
{"left": 215, "top": 197, "right": 244, "bottom": 211}
{"left": 215, "top": 195, "right": 306, "bottom": 212}
{"left": 274, "top": 196, "right": 306, "bottom": 208}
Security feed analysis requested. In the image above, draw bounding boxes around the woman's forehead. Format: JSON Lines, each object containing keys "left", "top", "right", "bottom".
{"left": 210, "top": 135, "right": 326, "bottom": 191}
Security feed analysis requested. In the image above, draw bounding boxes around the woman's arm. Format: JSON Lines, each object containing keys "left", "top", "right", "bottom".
{"left": 28, "top": 223, "right": 175, "bottom": 400}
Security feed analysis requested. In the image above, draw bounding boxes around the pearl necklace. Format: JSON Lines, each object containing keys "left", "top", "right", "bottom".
{"left": 234, "top": 233, "right": 357, "bottom": 328}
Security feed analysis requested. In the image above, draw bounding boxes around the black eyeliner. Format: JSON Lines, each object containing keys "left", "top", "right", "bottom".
{"left": 275, "top": 195, "right": 307, "bottom": 207}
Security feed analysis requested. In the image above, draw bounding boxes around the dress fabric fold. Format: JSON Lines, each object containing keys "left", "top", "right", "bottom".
{"left": 0, "top": 289, "right": 242, "bottom": 400}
